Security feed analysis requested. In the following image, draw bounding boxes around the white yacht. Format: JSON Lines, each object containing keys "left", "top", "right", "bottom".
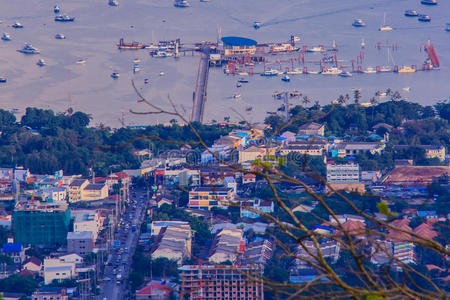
{"left": 307, "top": 46, "right": 325, "bottom": 52}
{"left": 379, "top": 13, "right": 392, "bottom": 31}
{"left": 364, "top": 67, "right": 377, "bottom": 74}
{"left": 322, "top": 67, "right": 342, "bottom": 75}
{"left": 286, "top": 68, "right": 302, "bottom": 75}
{"left": 1, "top": 33, "right": 11, "bottom": 41}
{"left": 261, "top": 69, "right": 281, "bottom": 76}
{"left": 36, "top": 59, "right": 46, "bottom": 66}
{"left": 379, "top": 66, "right": 392, "bottom": 72}
{"left": 17, "top": 44, "right": 40, "bottom": 54}
{"left": 339, "top": 71, "right": 352, "bottom": 77}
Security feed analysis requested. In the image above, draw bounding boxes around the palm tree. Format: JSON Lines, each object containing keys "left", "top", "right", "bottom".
{"left": 386, "top": 88, "right": 393, "bottom": 97}
{"left": 312, "top": 100, "right": 321, "bottom": 110}
{"left": 224, "top": 116, "right": 230, "bottom": 122}
{"left": 391, "top": 91, "right": 402, "bottom": 101}
{"left": 353, "top": 89, "right": 361, "bottom": 105}
{"left": 345, "top": 93, "right": 350, "bottom": 103}
{"left": 337, "top": 95, "right": 345, "bottom": 105}
{"left": 370, "top": 97, "right": 378, "bottom": 122}
{"left": 302, "top": 96, "right": 310, "bottom": 106}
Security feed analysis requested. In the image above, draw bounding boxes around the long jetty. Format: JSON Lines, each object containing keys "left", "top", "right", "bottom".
{"left": 191, "top": 47, "right": 211, "bottom": 123}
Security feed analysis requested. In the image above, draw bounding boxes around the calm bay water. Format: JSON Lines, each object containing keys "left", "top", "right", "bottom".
{"left": 0, "top": 0, "right": 449, "bottom": 127}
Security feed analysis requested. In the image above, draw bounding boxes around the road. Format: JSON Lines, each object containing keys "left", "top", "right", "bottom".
{"left": 97, "top": 188, "right": 147, "bottom": 300}
{"left": 191, "top": 47, "right": 210, "bottom": 123}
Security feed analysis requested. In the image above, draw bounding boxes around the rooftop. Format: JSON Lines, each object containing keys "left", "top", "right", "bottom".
{"left": 221, "top": 36, "right": 257, "bottom": 47}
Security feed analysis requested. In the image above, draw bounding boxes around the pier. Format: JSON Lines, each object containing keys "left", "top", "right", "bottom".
{"left": 191, "top": 47, "right": 211, "bottom": 123}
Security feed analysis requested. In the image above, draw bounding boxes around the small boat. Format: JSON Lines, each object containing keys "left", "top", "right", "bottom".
{"left": 10, "top": 108, "right": 19, "bottom": 114}
{"left": 200, "top": 0, "right": 210, "bottom": 2}
{"left": 237, "top": 78, "right": 249, "bottom": 83}
{"left": 55, "top": 15, "right": 75, "bottom": 22}
{"left": 237, "top": 72, "right": 249, "bottom": 76}
{"left": 418, "top": 14, "right": 431, "bottom": 22}
{"left": 133, "top": 64, "right": 140, "bottom": 73}
{"left": 379, "top": 66, "right": 392, "bottom": 72}
{"left": 261, "top": 69, "right": 280, "bottom": 76}
{"left": 352, "top": 19, "right": 366, "bottom": 27}
{"left": 111, "top": 72, "right": 120, "bottom": 79}
{"left": 253, "top": 21, "right": 262, "bottom": 29}
{"left": 17, "top": 44, "right": 40, "bottom": 54}
{"left": 363, "top": 67, "right": 377, "bottom": 74}
{"left": 339, "top": 71, "right": 352, "bottom": 77}
{"left": 402, "top": 87, "right": 411, "bottom": 92}
{"left": 76, "top": 59, "right": 86, "bottom": 64}
{"left": 12, "top": 22, "right": 23, "bottom": 29}
{"left": 159, "top": 71, "right": 165, "bottom": 76}
{"left": 36, "top": 59, "right": 46, "bottom": 66}
{"left": 174, "top": 0, "right": 190, "bottom": 7}
{"left": 404, "top": 10, "right": 419, "bottom": 17}
{"left": 446, "top": 23, "right": 450, "bottom": 32}
{"left": 1, "top": 33, "right": 11, "bottom": 41}
{"left": 109, "top": 0, "right": 119, "bottom": 6}
{"left": 236, "top": 82, "right": 242, "bottom": 88}
{"left": 379, "top": 13, "right": 392, "bottom": 31}
{"left": 133, "top": 58, "right": 141, "bottom": 63}
{"left": 361, "top": 39, "right": 366, "bottom": 48}
{"left": 306, "top": 46, "right": 325, "bottom": 52}
{"left": 292, "top": 36, "right": 301, "bottom": 43}
{"left": 306, "top": 70, "right": 320, "bottom": 74}
{"left": 286, "top": 68, "right": 303, "bottom": 75}
{"left": 281, "top": 75, "right": 290, "bottom": 82}
{"left": 322, "top": 67, "right": 342, "bottom": 75}
{"left": 245, "top": 106, "right": 253, "bottom": 112}
{"left": 421, "top": 0, "right": 437, "bottom": 5}
{"left": 397, "top": 66, "right": 415, "bottom": 73}
{"left": 55, "top": 33, "right": 65, "bottom": 39}
{"left": 152, "top": 50, "right": 174, "bottom": 57}
{"left": 54, "top": 5, "right": 60, "bottom": 13}
{"left": 144, "top": 78, "right": 149, "bottom": 84}
{"left": 0, "top": 77, "right": 6, "bottom": 83}
{"left": 232, "top": 94, "right": 241, "bottom": 99}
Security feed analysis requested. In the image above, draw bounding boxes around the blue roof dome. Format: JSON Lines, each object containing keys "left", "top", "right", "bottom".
{"left": 221, "top": 36, "right": 257, "bottom": 47}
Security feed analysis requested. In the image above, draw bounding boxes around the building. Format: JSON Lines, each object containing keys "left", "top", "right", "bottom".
{"left": 293, "top": 240, "right": 340, "bottom": 269}
{"left": 71, "top": 209, "right": 102, "bottom": 241}
{"left": 209, "top": 228, "right": 244, "bottom": 264}
{"left": 224, "top": 177, "right": 237, "bottom": 194}
{"left": 136, "top": 282, "right": 173, "bottom": 300}
{"left": 41, "top": 187, "right": 67, "bottom": 202}
{"left": 22, "top": 256, "right": 42, "bottom": 273}
{"left": 243, "top": 239, "right": 274, "bottom": 267}
{"left": 151, "top": 225, "right": 192, "bottom": 265}
{"left": 150, "top": 221, "right": 190, "bottom": 236}
{"left": 13, "top": 201, "right": 70, "bottom": 247}
{"left": 327, "top": 163, "right": 360, "bottom": 184}
{"left": 279, "top": 144, "right": 324, "bottom": 156}
{"left": 1, "top": 243, "right": 25, "bottom": 264}
{"left": 221, "top": 36, "right": 257, "bottom": 56}
{"left": 422, "top": 145, "right": 446, "bottom": 161}
{"left": 68, "top": 179, "right": 89, "bottom": 202}
{"left": 43, "top": 258, "right": 76, "bottom": 285}
{"left": 238, "top": 146, "right": 265, "bottom": 164}
{"left": 31, "top": 287, "right": 69, "bottom": 300}
{"left": 160, "top": 169, "right": 200, "bottom": 186}
{"left": 188, "top": 186, "right": 233, "bottom": 210}
{"left": 383, "top": 166, "right": 449, "bottom": 187}
{"left": 67, "top": 231, "right": 93, "bottom": 256}
{"left": 240, "top": 198, "right": 274, "bottom": 219}
{"left": 179, "top": 264, "right": 264, "bottom": 300}
{"left": 298, "top": 122, "right": 325, "bottom": 136}
{"left": 242, "top": 173, "right": 256, "bottom": 184}
{"left": 81, "top": 183, "right": 108, "bottom": 201}
{"left": 201, "top": 145, "right": 231, "bottom": 165}
{"left": 330, "top": 142, "right": 385, "bottom": 157}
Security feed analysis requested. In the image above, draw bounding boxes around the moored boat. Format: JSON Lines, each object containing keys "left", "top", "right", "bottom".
{"left": 174, "top": 0, "right": 190, "bottom": 7}
{"left": 0, "top": 77, "right": 7, "bottom": 83}
{"left": 421, "top": 0, "right": 437, "bottom": 5}
{"left": 133, "top": 64, "right": 140, "bottom": 73}
{"left": 339, "top": 71, "right": 352, "bottom": 77}
{"left": 418, "top": 14, "right": 431, "bottom": 22}
{"left": 322, "top": 67, "right": 342, "bottom": 75}
{"left": 397, "top": 66, "right": 415, "bottom": 73}
{"left": 281, "top": 75, "right": 290, "bottom": 82}
{"left": 306, "top": 46, "right": 325, "bottom": 52}
{"left": 12, "top": 22, "right": 23, "bottom": 28}
{"left": 253, "top": 21, "right": 262, "bottom": 29}
{"left": 286, "top": 68, "right": 303, "bottom": 75}
{"left": 232, "top": 94, "right": 241, "bottom": 99}
{"left": 363, "top": 67, "right": 377, "bottom": 74}
{"left": 109, "top": 0, "right": 119, "bottom": 6}
{"left": 76, "top": 59, "right": 86, "bottom": 64}
{"left": 55, "top": 15, "right": 75, "bottom": 22}
{"left": 111, "top": 72, "right": 120, "bottom": 79}
{"left": 352, "top": 19, "right": 366, "bottom": 27}
{"left": 1, "top": 33, "right": 11, "bottom": 41}
{"left": 55, "top": 33, "right": 65, "bottom": 39}
{"left": 17, "top": 44, "right": 40, "bottom": 54}
{"left": 379, "top": 66, "right": 392, "bottom": 72}
{"left": 404, "top": 10, "right": 419, "bottom": 17}
{"left": 237, "top": 78, "right": 249, "bottom": 83}
{"left": 54, "top": 5, "right": 60, "bottom": 13}
{"left": 261, "top": 69, "right": 281, "bottom": 76}
{"left": 36, "top": 59, "right": 46, "bottom": 66}
{"left": 379, "top": 13, "right": 392, "bottom": 31}
{"left": 446, "top": 23, "right": 450, "bottom": 32}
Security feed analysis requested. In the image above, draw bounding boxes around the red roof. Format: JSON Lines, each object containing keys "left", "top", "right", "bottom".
{"left": 136, "top": 283, "right": 172, "bottom": 296}
{"left": 388, "top": 219, "right": 412, "bottom": 241}
{"left": 243, "top": 173, "right": 256, "bottom": 179}
{"left": 414, "top": 223, "right": 438, "bottom": 240}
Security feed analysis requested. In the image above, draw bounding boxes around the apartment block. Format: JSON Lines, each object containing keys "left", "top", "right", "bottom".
{"left": 43, "top": 258, "right": 76, "bottom": 285}
{"left": 71, "top": 209, "right": 102, "bottom": 241}
{"left": 67, "top": 231, "right": 93, "bottom": 256}
{"left": 209, "top": 228, "right": 244, "bottom": 264}
{"left": 151, "top": 225, "right": 192, "bottom": 265}
{"left": 188, "top": 186, "right": 233, "bottom": 210}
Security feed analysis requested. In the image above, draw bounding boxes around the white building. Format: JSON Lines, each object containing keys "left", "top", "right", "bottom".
{"left": 43, "top": 258, "right": 76, "bottom": 284}
{"left": 326, "top": 163, "right": 360, "bottom": 184}
{"left": 71, "top": 209, "right": 102, "bottom": 241}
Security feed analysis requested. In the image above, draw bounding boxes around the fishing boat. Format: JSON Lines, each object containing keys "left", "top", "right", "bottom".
{"left": 236, "top": 82, "right": 242, "bottom": 88}
{"left": 322, "top": 67, "right": 342, "bottom": 75}
{"left": 261, "top": 69, "right": 280, "bottom": 76}
{"left": 281, "top": 75, "right": 290, "bottom": 82}
{"left": 352, "top": 19, "right": 366, "bottom": 27}
{"left": 363, "top": 67, "right": 377, "bottom": 74}
{"left": 286, "top": 68, "right": 302, "bottom": 75}
{"left": 144, "top": 78, "right": 149, "bottom": 84}
{"left": 245, "top": 106, "right": 253, "bottom": 112}
{"left": 133, "top": 58, "right": 141, "bottom": 63}
{"left": 0, "top": 77, "right": 6, "bottom": 83}
{"left": 55, "top": 33, "right": 65, "bottom": 39}
{"left": 232, "top": 94, "right": 241, "bottom": 99}
{"left": 133, "top": 64, "right": 140, "bottom": 73}
{"left": 253, "top": 21, "right": 262, "bottom": 29}
{"left": 379, "top": 13, "right": 392, "bottom": 31}
{"left": 76, "top": 59, "right": 87, "bottom": 64}
{"left": 17, "top": 44, "right": 40, "bottom": 54}
{"left": 159, "top": 71, "right": 165, "bottom": 76}
{"left": 1, "top": 33, "right": 11, "bottom": 41}
{"left": 418, "top": 14, "right": 431, "bottom": 22}
{"left": 55, "top": 15, "right": 75, "bottom": 22}
{"left": 339, "top": 71, "right": 352, "bottom": 77}
{"left": 397, "top": 66, "right": 415, "bottom": 73}
{"left": 117, "top": 38, "right": 145, "bottom": 50}
{"left": 111, "top": 72, "right": 120, "bottom": 79}
{"left": 54, "top": 5, "right": 60, "bottom": 13}
{"left": 306, "top": 46, "right": 325, "bottom": 52}
{"left": 109, "top": 0, "right": 119, "bottom": 6}
{"left": 12, "top": 22, "right": 23, "bottom": 29}
{"left": 379, "top": 66, "right": 392, "bottom": 72}
{"left": 237, "top": 78, "right": 249, "bottom": 83}
{"left": 404, "top": 10, "right": 419, "bottom": 17}
{"left": 36, "top": 59, "right": 46, "bottom": 66}
{"left": 174, "top": 0, "right": 190, "bottom": 7}
{"left": 421, "top": 0, "right": 437, "bottom": 5}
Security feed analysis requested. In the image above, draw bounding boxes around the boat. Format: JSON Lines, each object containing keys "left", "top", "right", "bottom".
{"left": 245, "top": 106, "right": 253, "bottom": 112}
{"left": 236, "top": 82, "right": 242, "bottom": 88}
{"left": 111, "top": 72, "right": 120, "bottom": 79}
{"left": 237, "top": 78, "right": 249, "bottom": 83}
{"left": 292, "top": 36, "right": 301, "bottom": 43}
{"left": 12, "top": 22, "right": 23, "bottom": 29}
{"left": 379, "top": 66, "right": 392, "bottom": 72}
{"left": 55, "top": 33, "right": 65, "bottom": 39}
{"left": 144, "top": 78, "right": 149, "bottom": 84}
{"left": 36, "top": 59, "right": 46, "bottom": 66}
{"left": 237, "top": 72, "right": 249, "bottom": 76}
{"left": 1, "top": 33, "right": 11, "bottom": 41}
{"left": 403, "top": 87, "right": 411, "bottom": 92}
{"left": 281, "top": 75, "right": 290, "bottom": 82}
{"left": 397, "top": 66, "right": 415, "bottom": 73}
{"left": 418, "top": 14, "right": 431, "bottom": 22}
{"left": 306, "top": 70, "right": 320, "bottom": 74}
{"left": 133, "top": 64, "right": 140, "bottom": 73}
{"left": 200, "top": 0, "right": 210, "bottom": 2}
{"left": 174, "top": 0, "right": 190, "bottom": 7}
{"left": 117, "top": 38, "right": 145, "bottom": 50}
{"left": 232, "top": 94, "right": 241, "bottom": 99}
{"left": 421, "top": 0, "right": 438, "bottom": 5}
{"left": 379, "top": 13, "right": 392, "bottom": 31}
{"left": 159, "top": 71, "right": 165, "bottom": 76}
{"left": 253, "top": 21, "right": 262, "bottom": 29}
{"left": 322, "top": 67, "right": 342, "bottom": 75}
{"left": 361, "top": 39, "right": 366, "bottom": 48}
{"left": 17, "top": 44, "right": 40, "bottom": 54}
{"left": 133, "top": 58, "right": 141, "bottom": 63}
{"left": 55, "top": 15, "right": 75, "bottom": 22}
{"left": 0, "top": 77, "right": 6, "bottom": 83}
{"left": 363, "top": 67, "right": 377, "bottom": 74}
{"left": 404, "top": 10, "right": 419, "bottom": 17}
{"left": 446, "top": 23, "right": 450, "bottom": 32}
{"left": 152, "top": 50, "right": 174, "bottom": 57}
{"left": 306, "top": 46, "right": 325, "bottom": 52}
{"left": 286, "top": 68, "right": 302, "bottom": 75}
{"left": 261, "top": 69, "right": 280, "bottom": 76}
{"left": 109, "top": 0, "right": 119, "bottom": 6}
{"left": 352, "top": 19, "right": 366, "bottom": 27}
{"left": 339, "top": 71, "right": 352, "bottom": 77}
{"left": 76, "top": 59, "right": 86, "bottom": 64}
{"left": 54, "top": 5, "right": 60, "bottom": 13}
{"left": 10, "top": 108, "right": 19, "bottom": 114}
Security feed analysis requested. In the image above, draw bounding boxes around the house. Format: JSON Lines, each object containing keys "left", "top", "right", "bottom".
{"left": 81, "top": 183, "right": 108, "bottom": 201}
{"left": 151, "top": 225, "right": 192, "bottom": 265}
{"left": 292, "top": 240, "right": 340, "bottom": 269}
{"left": 32, "top": 287, "right": 69, "bottom": 300}
{"left": 2, "top": 243, "right": 25, "bottom": 264}
{"left": 280, "top": 131, "right": 297, "bottom": 142}
{"left": 422, "top": 145, "right": 446, "bottom": 161}
{"left": 330, "top": 142, "right": 385, "bottom": 157}
{"left": 150, "top": 221, "right": 190, "bottom": 236}
{"left": 22, "top": 256, "right": 42, "bottom": 273}
{"left": 136, "top": 282, "right": 173, "bottom": 300}
{"left": 43, "top": 258, "right": 77, "bottom": 284}
{"left": 188, "top": 186, "right": 234, "bottom": 210}
{"left": 58, "top": 253, "right": 83, "bottom": 265}
{"left": 238, "top": 146, "right": 266, "bottom": 164}
{"left": 279, "top": 144, "right": 324, "bottom": 156}
{"left": 242, "top": 173, "right": 256, "bottom": 184}
{"left": 298, "top": 122, "right": 325, "bottom": 136}
{"left": 209, "top": 228, "right": 244, "bottom": 264}
{"left": 71, "top": 209, "right": 102, "bottom": 241}
{"left": 156, "top": 198, "right": 174, "bottom": 208}
{"left": 240, "top": 198, "right": 274, "bottom": 219}
{"left": 67, "top": 231, "right": 93, "bottom": 256}
{"left": 68, "top": 179, "right": 89, "bottom": 202}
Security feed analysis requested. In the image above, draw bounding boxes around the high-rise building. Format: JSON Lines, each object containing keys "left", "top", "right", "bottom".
{"left": 179, "top": 264, "right": 264, "bottom": 300}
{"left": 13, "top": 201, "right": 70, "bottom": 247}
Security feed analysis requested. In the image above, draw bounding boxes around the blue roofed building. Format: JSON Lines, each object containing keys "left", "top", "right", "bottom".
{"left": 221, "top": 36, "right": 257, "bottom": 56}
{"left": 2, "top": 242, "right": 25, "bottom": 264}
